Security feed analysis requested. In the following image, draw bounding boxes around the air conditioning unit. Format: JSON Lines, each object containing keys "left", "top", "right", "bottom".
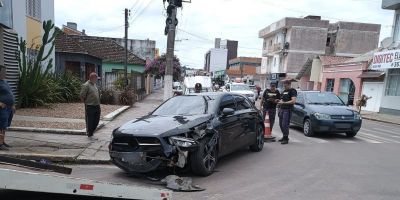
{"left": 0, "top": 27, "right": 19, "bottom": 99}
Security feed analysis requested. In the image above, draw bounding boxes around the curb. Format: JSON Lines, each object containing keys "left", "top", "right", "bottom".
{"left": 103, "top": 106, "right": 130, "bottom": 121}
{"left": 9, "top": 122, "right": 106, "bottom": 135}
{"left": 362, "top": 116, "right": 400, "bottom": 126}
{"left": 0, "top": 153, "right": 112, "bottom": 164}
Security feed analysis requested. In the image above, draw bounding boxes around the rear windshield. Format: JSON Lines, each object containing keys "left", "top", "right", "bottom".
{"left": 152, "top": 96, "right": 207, "bottom": 116}
{"left": 231, "top": 85, "right": 251, "bottom": 91}
{"left": 305, "top": 93, "right": 344, "bottom": 105}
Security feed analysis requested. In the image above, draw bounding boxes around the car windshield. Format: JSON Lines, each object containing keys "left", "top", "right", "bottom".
{"left": 305, "top": 93, "right": 344, "bottom": 105}
{"left": 152, "top": 96, "right": 207, "bottom": 115}
{"left": 231, "top": 85, "right": 251, "bottom": 91}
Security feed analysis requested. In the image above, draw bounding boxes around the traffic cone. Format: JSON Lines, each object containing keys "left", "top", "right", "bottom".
{"left": 264, "top": 111, "right": 276, "bottom": 142}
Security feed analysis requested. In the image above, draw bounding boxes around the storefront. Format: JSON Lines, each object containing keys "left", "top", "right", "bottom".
{"left": 371, "top": 49, "right": 400, "bottom": 114}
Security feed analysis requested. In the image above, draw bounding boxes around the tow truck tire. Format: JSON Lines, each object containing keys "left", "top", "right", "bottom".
{"left": 190, "top": 137, "right": 218, "bottom": 176}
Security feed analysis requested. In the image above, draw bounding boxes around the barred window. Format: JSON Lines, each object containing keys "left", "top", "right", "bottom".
{"left": 326, "top": 79, "right": 335, "bottom": 92}
{"left": 26, "top": 0, "right": 41, "bottom": 20}
{"left": 386, "top": 69, "right": 400, "bottom": 96}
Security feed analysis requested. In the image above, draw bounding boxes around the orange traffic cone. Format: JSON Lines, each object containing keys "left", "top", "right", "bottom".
{"left": 264, "top": 111, "right": 276, "bottom": 142}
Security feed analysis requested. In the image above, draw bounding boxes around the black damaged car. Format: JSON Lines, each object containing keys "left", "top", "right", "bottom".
{"left": 109, "top": 93, "right": 265, "bottom": 176}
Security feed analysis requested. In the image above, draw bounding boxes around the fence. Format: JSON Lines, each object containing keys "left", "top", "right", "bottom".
{"left": 102, "top": 71, "right": 147, "bottom": 102}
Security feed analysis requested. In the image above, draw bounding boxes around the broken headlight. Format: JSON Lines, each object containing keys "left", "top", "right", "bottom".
{"left": 169, "top": 136, "right": 197, "bottom": 148}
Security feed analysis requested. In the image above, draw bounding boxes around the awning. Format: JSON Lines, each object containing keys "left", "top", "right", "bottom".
{"left": 357, "top": 71, "right": 385, "bottom": 79}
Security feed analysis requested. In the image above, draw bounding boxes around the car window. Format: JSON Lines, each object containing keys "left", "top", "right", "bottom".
{"left": 231, "top": 84, "right": 251, "bottom": 91}
{"left": 296, "top": 93, "right": 304, "bottom": 104}
{"left": 235, "top": 95, "right": 252, "bottom": 110}
{"left": 219, "top": 95, "right": 236, "bottom": 112}
{"left": 305, "top": 92, "right": 344, "bottom": 105}
{"left": 153, "top": 96, "right": 206, "bottom": 116}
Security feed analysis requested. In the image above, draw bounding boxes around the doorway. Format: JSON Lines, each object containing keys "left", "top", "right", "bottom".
{"left": 339, "top": 78, "right": 355, "bottom": 105}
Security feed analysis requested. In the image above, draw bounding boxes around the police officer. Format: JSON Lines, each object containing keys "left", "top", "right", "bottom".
{"left": 260, "top": 82, "right": 280, "bottom": 134}
{"left": 277, "top": 80, "right": 297, "bottom": 144}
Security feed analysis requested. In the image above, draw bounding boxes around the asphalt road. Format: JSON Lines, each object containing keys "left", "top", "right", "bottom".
{"left": 1, "top": 119, "right": 400, "bottom": 200}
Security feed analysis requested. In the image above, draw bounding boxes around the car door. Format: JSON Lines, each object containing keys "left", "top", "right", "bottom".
{"left": 292, "top": 92, "right": 305, "bottom": 125}
{"left": 234, "top": 95, "right": 257, "bottom": 148}
{"left": 217, "top": 94, "right": 242, "bottom": 156}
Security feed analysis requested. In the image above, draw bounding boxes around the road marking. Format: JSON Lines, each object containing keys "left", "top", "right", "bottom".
{"left": 302, "top": 137, "right": 329, "bottom": 144}
{"left": 360, "top": 129, "right": 400, "bottom": 143}
{"left": 370, "top": 128, "right": 400, "bottom": 136}
{"left": 358, "top": 132, "right": 394, "bottom": 143}
{"left": 336, "top": 139, "right": 357, "bottom": 144}
{"left": 355, "top": 134, "right": 383, "bottom": 143}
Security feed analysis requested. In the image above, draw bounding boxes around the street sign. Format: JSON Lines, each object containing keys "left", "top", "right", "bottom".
{"left": 371, "top": 49, "right": 400, "bottom": 70}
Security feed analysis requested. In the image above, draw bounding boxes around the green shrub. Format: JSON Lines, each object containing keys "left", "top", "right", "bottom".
{"left": 119, "top": 89, "right": 134, "bottom": 105}
{"left": 100, "top": 89, "right": 115, "bottom": 105}
{"left": 54, "top": 72, "right": 82, "bottom": 103}
{"left": 114, "top": 75, "right": 128, "bottom": 91}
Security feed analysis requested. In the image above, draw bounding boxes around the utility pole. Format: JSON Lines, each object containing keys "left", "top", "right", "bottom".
{"left": 124, "top": 8, "right": 130, "bottom": 88}
{"left": 163, "top": 0, "right": 178, "bottom": 101}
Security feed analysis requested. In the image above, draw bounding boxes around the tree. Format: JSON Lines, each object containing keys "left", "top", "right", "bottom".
{"left": 145, "top": 54, "right": 182, "bottom": 81}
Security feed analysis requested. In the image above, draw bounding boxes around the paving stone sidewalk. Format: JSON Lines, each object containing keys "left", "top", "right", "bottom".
{"left": 361, "top": 111, "right": 400, "bottom": 125}
{"left": 0, "top": 89, "right": 164, "bottom": 163}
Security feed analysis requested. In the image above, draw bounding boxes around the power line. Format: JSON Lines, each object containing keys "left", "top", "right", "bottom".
{"left": 130, "top": 0, "right": 143, "bottom": 10}
{"left": 130, "top": 0, "right": 155, "bottom": 24}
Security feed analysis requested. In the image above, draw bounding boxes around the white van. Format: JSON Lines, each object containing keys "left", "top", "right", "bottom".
{"left": 183, "top": 76, "right": 213, "bottom": 94}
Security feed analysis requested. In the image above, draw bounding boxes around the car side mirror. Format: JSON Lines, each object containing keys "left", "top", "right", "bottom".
{"left": 222, "top": 108, "right": 235, "bottom": 116}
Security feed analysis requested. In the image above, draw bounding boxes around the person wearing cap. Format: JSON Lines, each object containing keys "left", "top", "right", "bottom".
{"left": 194, "top": 83, "right": 202, "bottom": 93}
{"left": 0, "top": 64, "right": 15, "bottom": 150}
{"left": 277, "top": 80, "right": 297, "bottom": 144}
{"left": 260, "top": 82, "right": 280, "bottom": 134}
{"left": 80, "top": 72, "right": 101, "bottom": 137}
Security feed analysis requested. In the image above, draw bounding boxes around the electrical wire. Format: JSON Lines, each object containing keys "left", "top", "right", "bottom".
{"left": 130, "top": 0, "right": 155, "bottom": 24}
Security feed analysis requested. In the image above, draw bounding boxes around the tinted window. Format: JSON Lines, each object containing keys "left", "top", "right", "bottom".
{"left": 219, "top": 95, "right": 236, "bottom": 112}
{"left": 231, "top": 84, "right": 251, "bottom": 91}
{"left": 305, "top": 93, "right": 344, "bottom": 105}
{"left": 296, "top": 93, "right": 304, "bottom": 104}
{"left": 235, "top": 96, "right": 252, "bottom": 110}
{"left": 153, "top": 96, "right": 206, "bottom": 115}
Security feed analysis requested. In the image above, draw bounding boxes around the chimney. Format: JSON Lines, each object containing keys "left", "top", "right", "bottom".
{"left": 67, "top": 22, "right": 78, "bottom": 30}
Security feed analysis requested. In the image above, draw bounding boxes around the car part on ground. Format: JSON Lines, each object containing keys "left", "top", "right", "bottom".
{"left": 161, "top": 175, "right": 205, "bottom": 192}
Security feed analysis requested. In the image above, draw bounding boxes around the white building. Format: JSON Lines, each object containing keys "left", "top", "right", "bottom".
{"left": 204, "top": 48, "right": 228, "bottom": 76}
{"left": 0, "top": 0, "right": 55, "bottom": 96}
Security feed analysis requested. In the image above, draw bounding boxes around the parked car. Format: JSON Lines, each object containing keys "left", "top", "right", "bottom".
{"left": 248, "top": 85, "right": 259, "bottom": 100}
{"left": 290, "top": 91, "right": 362, "bottom": 137}
{"left": 109, "top": 93, "right": 264, "bottom": 176}
{"left": 224, "top": 83, "right": 256, "bottom": 103}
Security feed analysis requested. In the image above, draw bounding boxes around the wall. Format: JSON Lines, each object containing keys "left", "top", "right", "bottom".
{"left": 288, "top": 26, "right": 327, "bottom": 52}
{"left": 41, "top": 0, "right": 56, "bottom": 69}
{"left": 102, "top": 62, "right": 145, "bottom": 76}
{"left": 209, "top": 48, "right": 228, "bottom": 72}
{"left": 11, "top": 0, "right": 27, "bottom": 40}
{"left": 320, "top": 62, "right": 366, "bottom": 104}
{"left": 380, "top": 69, "right": 400, "bottom": 114}
{"left": 26, "top": 17, "right": 42, "bottom": 48}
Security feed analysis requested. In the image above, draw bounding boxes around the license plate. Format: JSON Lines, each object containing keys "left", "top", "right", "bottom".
{"left": 335, "top": 123, "right": 351, "bottom": 129}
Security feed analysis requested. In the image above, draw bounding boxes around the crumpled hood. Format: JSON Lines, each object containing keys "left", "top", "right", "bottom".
{"left": 116, "top": 114, "right": 213, "bottom": 137}
{"left": 308, "top": 105, "right": 356, "bottom": 115}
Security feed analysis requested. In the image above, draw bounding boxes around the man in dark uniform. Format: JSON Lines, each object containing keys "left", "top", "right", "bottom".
{"left": 260, "top": 82, "right": 280, "bottom": 134}
{"left": 277, "top": 80, "right": 297, "bottom": 144}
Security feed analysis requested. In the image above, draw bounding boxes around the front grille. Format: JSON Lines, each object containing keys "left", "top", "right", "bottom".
{"left": 331, "top": 115, "right": 353, "bottom": 120}
{"left": 111, "top": 136, "right": 162, "bottom": 153}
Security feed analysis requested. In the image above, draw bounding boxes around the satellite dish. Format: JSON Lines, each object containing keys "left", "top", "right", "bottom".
{"left": 381, "top": 37, "right": 394, "bottom": 48}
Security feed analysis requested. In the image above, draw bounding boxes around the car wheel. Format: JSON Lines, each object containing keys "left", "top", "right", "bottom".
{"left": 190, "top": 136, "right": 218, "bottom": 176}
{"left": 250, "top": 124, "right": 264, "bottom": 152}
{"left": 346, "top": 131, "right": 358, "bottom": 137}
{"left": 303, "top": 119, "right": 315, "bottom": 137}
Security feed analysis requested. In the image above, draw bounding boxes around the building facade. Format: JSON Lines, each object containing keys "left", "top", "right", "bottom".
{"left": 258, "top": 16, "right": 380, "bottom": 87}
{"left": 227, "top": 57, "right": 261, "bottom": 85}
{"left": 203, "top": 48, "right": 228, "bottom": 74}
{"left": 0, "top": 0, "right": 55, "bottom": 97}
{"left": 215, "top": 38, "right": 238, "bottom": 68}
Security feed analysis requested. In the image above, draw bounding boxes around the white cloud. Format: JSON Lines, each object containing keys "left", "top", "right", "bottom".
{"left": 55, "top": 0, "right": 394, "bottom": 69}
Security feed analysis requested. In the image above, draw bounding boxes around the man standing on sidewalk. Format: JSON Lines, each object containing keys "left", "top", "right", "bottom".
{"left": 80, "top": 72, "right": 101, "bottom": 137}
{"left": 277, "top": 80, "right": 297, "bottom": 145}
{"left": 260, "top": 82, "right": 280, "bottom": 134}
{"left": 0, "top": 64, "right": 15, "bottom": 150}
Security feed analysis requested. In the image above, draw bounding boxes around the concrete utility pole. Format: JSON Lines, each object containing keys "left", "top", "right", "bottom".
{"left": 164, "top": 1, "right": 178, "bottom": 101}
{"left": 124, "top": 8, "right": 130, "bottom": 88}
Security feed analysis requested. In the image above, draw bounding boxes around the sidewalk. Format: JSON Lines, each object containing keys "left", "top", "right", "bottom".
{"left": 361, "top": 111, "right": 400, "bottom": 125}
{"left": 0, "top": 89, "right": 164, "bottom": 163}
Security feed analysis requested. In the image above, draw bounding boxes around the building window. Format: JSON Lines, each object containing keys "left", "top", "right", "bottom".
{"left": 326, "top": 79, "right": 335, "bottom": 92}
{"left": 394, "top": 13, "right": 400, "bottom": 42}
{"left": 386, "top": 69, "right": 400, "bottom": 96}
{"left": 26, "top": 0, "right": 41, "bottom": 20}
{"left": 0, "top": 0, "right": 13, "bottom": 28}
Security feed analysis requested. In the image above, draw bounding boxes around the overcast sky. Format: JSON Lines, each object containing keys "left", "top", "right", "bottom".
{"left": 55, "top": 0, "right": 394, "bottom": 69}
